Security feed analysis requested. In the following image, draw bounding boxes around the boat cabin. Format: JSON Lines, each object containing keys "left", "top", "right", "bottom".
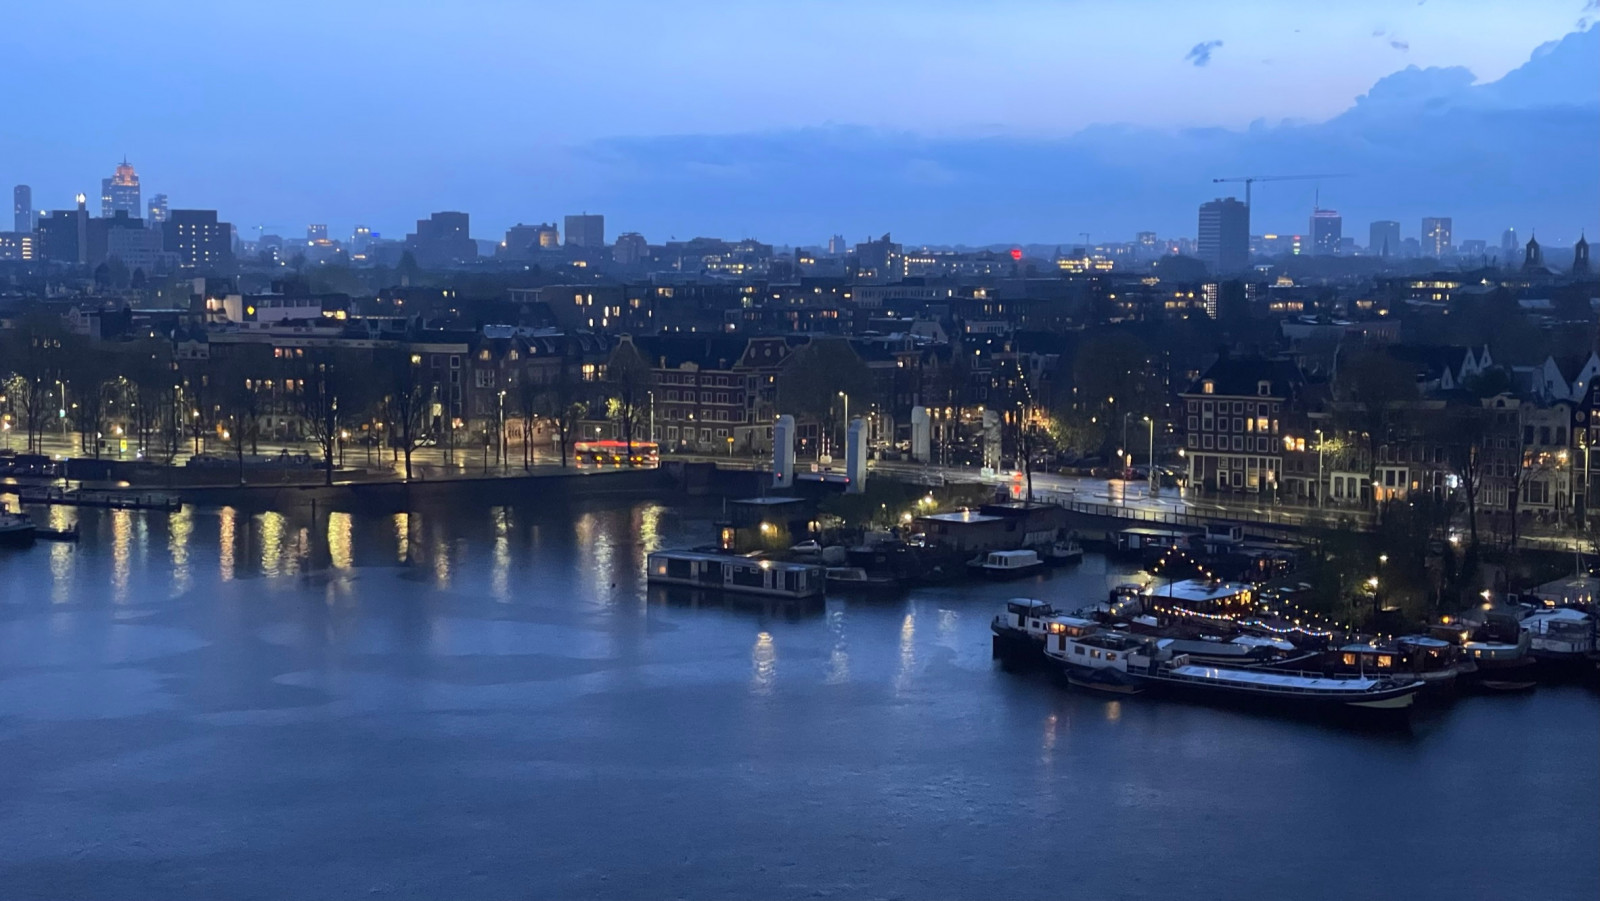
{"left": 1143, "top": 579, "right": 1255, "bottom": 616}
{"left": 975, "top": 549, "right": 1043, "bottom": 577}
{"left": 648, "top": 550, "right": 824, "bottom": 598}
{"left": 1115, "top": 527, "right": 1200, "bottom": 555}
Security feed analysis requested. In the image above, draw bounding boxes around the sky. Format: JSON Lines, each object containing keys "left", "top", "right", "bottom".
{"left": 2, "top": 0, "right": 1596, "bottom": 246}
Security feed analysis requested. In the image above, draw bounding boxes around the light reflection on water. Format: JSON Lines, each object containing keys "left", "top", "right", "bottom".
{"left": 825, "top": 606, "right": 850, "bottom": 685}
{"left": 168, "top": 506, "right": 192, "bottom": 596}
{"left": 490, "top": 507, "right": 509, "bottom": 601}
{"left": 259, "top": 511, "right": 284, "bottom": 576}
{"left": 327, "top": 512, "right": 353, "bottom": 571}
{"left": 750, "top": 630, "right": 776, "bottom": 695}
{"left": 895, "top": 608, "right": 917, "bottom": 694}
{"left": 218, "top": 507, "right": 236, "bottom": 582}
{"left": 393, "top": 512, "right": 410, "bottom": 564}
{"left": 110, "top": 510, "right": 132, "bottom": 603}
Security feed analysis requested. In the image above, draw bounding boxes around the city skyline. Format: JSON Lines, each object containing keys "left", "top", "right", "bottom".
{"left": 0, "top": 9, "right": 1594, "bottom": 245}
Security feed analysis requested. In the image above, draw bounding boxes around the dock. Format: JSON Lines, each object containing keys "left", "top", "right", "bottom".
{"left": 16, "top": 487, "right": 182, "bottom": 512}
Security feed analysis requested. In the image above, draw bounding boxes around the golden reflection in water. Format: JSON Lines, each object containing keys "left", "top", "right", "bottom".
{"left": 393, "top": 512, "right": 411, "bottom": 564}
{"left": 110, "top": 510, "right": 133, "bottom": 603}
{"left": 168, "top": 505, "right": 193, "bottom": 595}
{"left": 328, "top": 512, "right": 353, "bottom": 571}
{"left": 895, "top": 609, "right": 917, "bottom": 694}
{"left": 825, "top": 607, "right": 850, "bottom": 684}
{"left": 1106, "top": 700, "right": 1122, "bottom": 723}
{"left": 750, "top": 631, "right": 776, "bottom": 696}
{"left": 636, "top": 503, "right": 662, "bottom": 558}
{"left": 259, "top": 511, "right": 285, "bottom": 577}
{"left": 1041, "top": 711, "right": 1059, "bottom": 765}
{"left": 433, "top": 534, "right": 451, "bottom": 587}
{"left": 490, "top": 507, "right": 510, "bottom": 601}
{"left": 219, "top": 506, "right": 236, "bottom": 582}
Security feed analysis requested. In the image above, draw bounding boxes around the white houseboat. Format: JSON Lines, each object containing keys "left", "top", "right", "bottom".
{"left": 991, "top": 599, "right": 1097, "bottom": 665}
{"left": 647, "top": 551, "right": 824, "bottom": 599}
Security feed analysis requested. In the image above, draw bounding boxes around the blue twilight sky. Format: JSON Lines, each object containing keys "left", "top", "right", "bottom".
{"left": 1, "top": 0, "right": 1596, "bottom": 246}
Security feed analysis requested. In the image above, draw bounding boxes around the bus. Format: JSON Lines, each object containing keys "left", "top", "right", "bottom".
{"left": 573, "top": 439, "right": 659, "bottom": 468}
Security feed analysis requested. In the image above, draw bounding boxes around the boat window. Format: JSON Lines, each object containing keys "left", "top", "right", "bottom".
{"left": 1090, "top": 649, "right": 1101, "bottom": 659}
{"left": 1058, "top": 636, "right": 1066, "bottom": 651}
{"left": 1376, "top": 655, "right": 1393, "bottom": 668}
{"left": 1106, "top": 653, "right": 1117, "bottom": 662}
{"left": 1074, "top": 646, "right": 1085, "bottom": 656}
{"left": 1341, "top": 653, "right": 1355, "bottom": 666}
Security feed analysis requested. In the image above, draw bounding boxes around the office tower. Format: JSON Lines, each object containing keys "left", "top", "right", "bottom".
{"left": 405, "top": 211, "right": 474, "bottom": 266}
{"left": 13, "top": 185, "right": 31, "bottom": 233}
{"left": 1197, "top": 197, "right": 1249, "bottom": 273}
{"left": 1310, "top": 209, "right": 1342, "bottom": 255}
{"left": 1500, "top": 227, "right": 1517, "bottom": 255}
{"left": 536, "top": 223, "right": 559, "bottom": 248}
{"left": 147, "top": 193, "right": 168, "bottom": 225}
{"left": 351, "top": 226, "right": 373, "bottom": 254}
{"left": 1369, "top": 220, "right": 1400, "bottom": 257}
{"left": 1421, "top": 217, "right": 1452, "bottom": 257}
{"left": 613, "top": 232, "right": 648, "bottom": 265}
{"left": 564, "top": 214, "right": 605, "bottom": 248}
{"left": 36, "top": 193, "right": 92, "bottom": 263}
{"left": 828, "top": 234, "right": 847, "bottom": 256}
{"left": 0, "top": 232, "right": 33, "bottom": 261}
{"left": 163, "top": 209, "right": 233, "bottom": 270}
{"left": 307, "top": 224, "right": 328, "bottom": 240}
{"left": 99, "top": 158, "right": 141, "bottom": 218}
{"left": 1459, "top": 239, "right": 1487, "bottom": 259}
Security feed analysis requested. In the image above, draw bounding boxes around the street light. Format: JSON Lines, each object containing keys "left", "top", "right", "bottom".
{"left": 837, "top": 391, "right": 849, "bottom": 458}
{"left": 497, "top": 390, "right": 507, "bottom": 473}
{"left": 1143, "top": 415, "right": 1156, "bottom": 496}
{"left": 1315, "top": 428, "right": 1325, "bottom": 509}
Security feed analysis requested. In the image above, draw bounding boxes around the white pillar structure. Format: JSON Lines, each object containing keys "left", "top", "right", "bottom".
{"left": 982, "top": 409, "right": 1001, "bottom": 471}
{"left": 910, "top": 406, "right": 931, "bottom": 462}
{"left": 845, "top": 417, "right": 868, "bottom": 493}
{"left": 772, "top": 414, "right": 796, "bottom": 488}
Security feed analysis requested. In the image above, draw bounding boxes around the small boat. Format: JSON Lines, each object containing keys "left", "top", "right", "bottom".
{"left": 1326, "top": 638, "right": 1471, "bottom": 696}
{"left": 968, "top": 549, "right": 1045, "bottom": 580}
{"left": 824, "top": 566, "right": 901, "bottom": 594}
{"left": 0, "top": 506, "right": 37, "bottom": 548}
{"left": 1430, "top": 617, "right": 1538, "bottom": 691}
{"left": 35, "top": 523, "right": 80, "bottom": 542}
{"left": 1043, "top": 538, "right": 1084, "bottom": 566}
{"left": 1521, "top": 606, "right": 1597, "bottom": 666}
{"left": 647, "top": 550, "right": 824, "bottom": 599}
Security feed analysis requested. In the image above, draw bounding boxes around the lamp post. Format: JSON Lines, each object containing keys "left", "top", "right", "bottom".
{"left": 837, "top": 391, "right": 849, "bottom": 458}
{"left": 497, "top": 390, "right": 507, "bottom": 473}
{"left": 1315, "top": 428, "right": 1325, "bottom": 509}
{"left": 1144, "top": 415, "right": 1156, "bottom": 497}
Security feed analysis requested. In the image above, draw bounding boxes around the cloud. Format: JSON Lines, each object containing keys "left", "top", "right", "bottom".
{"left": 577, "top": 27, "right": 1599, "bottom": 243}
{"left": 1184, "top": 40, "right": 1224, "bottom": 67}
{"left": 1389, "top": 39, "right": 1410, "bottom": 51}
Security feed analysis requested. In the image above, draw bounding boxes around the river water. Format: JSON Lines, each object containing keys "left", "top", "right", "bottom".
{"left": 0, "top": 497, "right": 1595, "bottom": 900}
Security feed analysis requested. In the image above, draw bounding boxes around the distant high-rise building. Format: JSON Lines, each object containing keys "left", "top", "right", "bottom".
{"left": 1459, "top": 239, "right": 1487, "bottom": 260}
{"left": 307, "top": 224, "right": 327, "bottom": 240}
{"left": 99, "top": 158, "right": 141, "bottom": 219}
{"left": 498, "top": 223, "right": 561, "bottom": 258}
{"left": 1500, "top": 227, "right": 1517, "bottom": 255}
{"left": 12, "top": 185, "right": 32, "bottom": 233}
{"left": 163, "top": 209, "right": 233, "bottom": 270}
{"left": 36, "top": 194, "right": 92, "bottom": 264}
{"left": 146, "top": 193, "right": 168, "bottom": 225}
{"left": 1310, "top": 209, "right": 1342, "bottom": 255}
{"left": 1422, "top": 217, "right": 1452, "bottom": 257}
{"left": 351, "top": 225, "right": 373, "bottom": 254}
{"left": 405, "top": 211, "right": 474, "bottom": 267}
{"left": 1197, "top": 197, "right": 1249, "bottom": 273}
{"left": 1369, "top": 220, "right": 1400, "bottom": 257}
{"left": 1400, "top": 237, "right": 1421, "bottom": 259}
{"left": 564, "top": 214, "right": 604, "bottom": 248}
{"left": 0, "top": 232, "right": 33, "bottom": 261}
{"left": 613, "top": 232, "right": 648, "bottom": 265}
{"left": 1573, "top": 234, "right": 1590, "bottom": 276}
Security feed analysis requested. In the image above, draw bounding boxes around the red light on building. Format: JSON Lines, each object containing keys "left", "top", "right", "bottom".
{"left": 1010, "top": 248, "right": 1023, "bottom": 261}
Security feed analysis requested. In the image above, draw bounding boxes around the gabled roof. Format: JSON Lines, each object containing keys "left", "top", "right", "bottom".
{"left": 1184, "top": 356, "right": 1304, "bottom": 397}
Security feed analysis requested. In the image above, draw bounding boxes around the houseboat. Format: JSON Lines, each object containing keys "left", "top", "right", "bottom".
{"left": 1044, "top": 629, "right": 1423, "bottom": 719}
{"left": 0, "top": 505, "right": 37, "bottom": 548}
{"left": 1112, "top": 527, "right": 1200, "bottom": 560}
{"left": 1043, "top": 536, "right": 1084, "bottom": 566}
{"left": 824, "top": 566, "right": 901, "bottom": 594}
{"left": 1142, "top": 578, "right": 1256, "bottom": 618}
{"left": 1428, "top": 619, "right": 1537, "bottom": 691}
{"left": 968, "top": 549, "right": 1045, "bottom": 580}
{"left": 647, "top": 550, "right": 824, "bottom": 599}
{"left": 1521, "top": 606, "right": 1597, "bottom": 666}
{"left": 991, "top": 599, "right": 1096, "bottom": 666}
{"left": 1325, "top": 638, "right": 1472, "bottom": 696}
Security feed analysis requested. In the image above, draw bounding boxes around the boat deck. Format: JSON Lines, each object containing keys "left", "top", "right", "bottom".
{"left": 1167, "top": 665, "right": 1388, "bottom": 693}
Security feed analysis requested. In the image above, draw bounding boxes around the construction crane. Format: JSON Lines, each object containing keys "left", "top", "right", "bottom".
{"left": 1211, "top": 174, "right": 1349, "bottom": 212}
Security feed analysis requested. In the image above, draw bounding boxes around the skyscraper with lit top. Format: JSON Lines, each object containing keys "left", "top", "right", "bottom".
{"left": 100, "top": 158, "right": 141, "bottom": 219}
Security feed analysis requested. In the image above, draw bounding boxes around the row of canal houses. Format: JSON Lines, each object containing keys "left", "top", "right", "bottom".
{"left": 1181, "top": 341, "right": 1600, "bottom": 523}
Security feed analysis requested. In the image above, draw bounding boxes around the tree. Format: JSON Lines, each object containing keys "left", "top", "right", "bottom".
{"left": 213, "top": 346, "right": 272, "bottom": 483}
{"left": 377, "top": 347, "right": 435, "bottom": 481}
{"left": 603, "top": 337, "right": 652, "bottom": 454}
{"left": 64, "top": 343, "right": 115, "bottom": 457}
{"left": 776, "top": 338, "right": 876, "bottom": 458}
{"left": 289, "top": 348, "right": 373, "bottom": 486}
{"left": 528, "top": 364, "right": 587, "bottom": 469}
{"left": 1334, "top": 349, "right": 1419, "bottom": 501}
{"left": 0, "top": 313, "right": 71, "bottom": 453}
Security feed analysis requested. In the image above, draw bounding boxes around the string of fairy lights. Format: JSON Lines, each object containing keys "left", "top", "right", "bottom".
{"left": 1146, "top": 544, "right": 1381, "bottom": 643}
